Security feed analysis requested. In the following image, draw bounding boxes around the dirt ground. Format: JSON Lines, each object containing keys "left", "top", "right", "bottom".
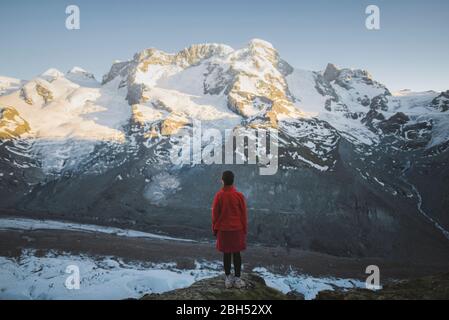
{"left": 1, "top": 228, "right": 448, "bottom": 281}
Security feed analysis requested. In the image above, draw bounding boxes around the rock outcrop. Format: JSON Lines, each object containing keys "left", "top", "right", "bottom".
{"left": 430, "top": 90, "right": 449, "bottom": 112}
{"left": 140, "top": 273, "right": 304, "bottom": 300}
{"left": 315, "top": 273, "right": 449, "bottom": 300}
{"left": 323, "top": 63, "right": 340, "bottom": 82}
{"left": 0, "top": 106, "right": 31, "bottom": 139}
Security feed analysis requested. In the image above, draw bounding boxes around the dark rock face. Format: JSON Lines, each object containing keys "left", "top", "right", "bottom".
{"left": 140, "top": 273, "right": 303, "bottom": 300}
{"left": 102, "top": 61, "right": 132, "bottom": 85}
{"left": 369, "top": 95, "right": 389, "bottom": 112}
{"left": 2, "top": 130, "right": 449, "bottom": 263}
{"left": 430, "top": 90, "right": 449, "bottom": 112}
{"left": 323, "top": 63, "right": 340, "bottom": 82}
{"left": 374, "top": 113, "right": 433, "bottom": 150}
{"left": 315, "top": 272, "right": 449, "bottom": 300}
{"left": 359, "top": 96, "right": 371, "bottom": 107}
{"left": 362, "top": 109, "right": 386, "bottom": 128}
{"left": 378, "top": 112, "right": 409, "bottom": 134}
{"left": 402, "top": 121, "right": 433, "bottom": 149}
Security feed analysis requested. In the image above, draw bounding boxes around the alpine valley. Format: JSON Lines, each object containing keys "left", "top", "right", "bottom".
{"left": 1, "top": 39, "right": 449, "bottom": 261}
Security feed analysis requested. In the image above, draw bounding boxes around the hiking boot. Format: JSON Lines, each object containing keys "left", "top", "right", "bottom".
{"left": 233, "top": 276, "right": 245, "bottom": 289}
{"left": 225, "top": 275, "right": 233, "bottom": 289}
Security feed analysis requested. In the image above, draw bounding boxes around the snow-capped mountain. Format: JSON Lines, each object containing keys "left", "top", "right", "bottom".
{"left": 1, "top": 39, "right": 448, "bottom": 259}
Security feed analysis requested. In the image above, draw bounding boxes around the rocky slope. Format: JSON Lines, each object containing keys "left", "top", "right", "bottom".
{"left": 140, "top": 273, "right": 303, "bottom": 300}
{"left": 316, "top": 272, "right": 449, "bottom": 300}
{"left": 139, "top": 272, "right": 449, "bottom": 300}
{"left": 0, "top": 39, "right": 448, "bottom": 261}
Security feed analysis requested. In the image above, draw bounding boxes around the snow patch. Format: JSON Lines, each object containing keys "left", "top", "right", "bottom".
{"left": 144, "top": 172, "right": 181, "bottom": 206}
{"left": 0, "top": 218, "right": 194, "bottom": 242}
{"left": 0, "top": 250, "right": 219, "bottom": 300}
{"left": 253, "top": 267, "right": 366, "bottom": 300}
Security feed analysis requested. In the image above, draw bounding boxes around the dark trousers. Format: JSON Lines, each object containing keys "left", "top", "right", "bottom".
{"left": 223, "top": 252, "right": 242, "bottom": 277}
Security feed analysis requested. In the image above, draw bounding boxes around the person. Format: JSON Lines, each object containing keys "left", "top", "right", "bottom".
{"left": 211, "top": 170, "right": 248, "bottom": 289}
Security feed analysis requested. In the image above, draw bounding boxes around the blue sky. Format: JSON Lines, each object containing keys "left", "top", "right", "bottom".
{"left": 0, "top": 0, "right": 448, "bottom": 91}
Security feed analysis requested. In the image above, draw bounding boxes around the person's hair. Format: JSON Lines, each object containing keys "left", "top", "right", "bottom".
{"left": 222, "top": 171, "right": 234, "bottom": 186}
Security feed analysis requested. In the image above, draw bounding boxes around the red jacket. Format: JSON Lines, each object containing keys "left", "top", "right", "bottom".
{"left": 212, "top": 185, "right": 247, "bottom": 234}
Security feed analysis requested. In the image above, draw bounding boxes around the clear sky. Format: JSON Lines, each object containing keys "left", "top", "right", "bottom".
{"left": 0, "top": 0, "right": 448, "bottom": 91}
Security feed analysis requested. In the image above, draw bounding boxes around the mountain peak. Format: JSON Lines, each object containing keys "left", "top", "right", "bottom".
{"left": 66, "top": 66, "right": 97, "bottom": 85}
{"left": 323, "top": 63, "right": 375, "bottom": 81}
{"left": 430, "top": 90, "right": 449, "bottom": 112}
{"left": 40, "top": 68, "right": 64, "bottom": 81}
{"left": 323, "top": 63, "right": 340, "bottom": 82}
{"left": 248, "top": 38, "right": 275, "bottom": 49}
{"left": 247, "top": 39, "right": 278, "bottom": 59}
{"left": 131, "top": 43, "right": 235, "bottom": 73}
{"left": 176, "top": 43, "right": 234, "bottom": 65}
{"left": 68, "top": 66, "right": 89, "bottom": 74}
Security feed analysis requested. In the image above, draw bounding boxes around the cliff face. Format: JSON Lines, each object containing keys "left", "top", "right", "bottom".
{"left": 140, "top": 273, "right": 304, "bottom": 300}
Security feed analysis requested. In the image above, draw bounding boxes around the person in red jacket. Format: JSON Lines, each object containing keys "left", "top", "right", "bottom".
{"left": 212, "top": 170, "right": 247, "bottom": 289}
